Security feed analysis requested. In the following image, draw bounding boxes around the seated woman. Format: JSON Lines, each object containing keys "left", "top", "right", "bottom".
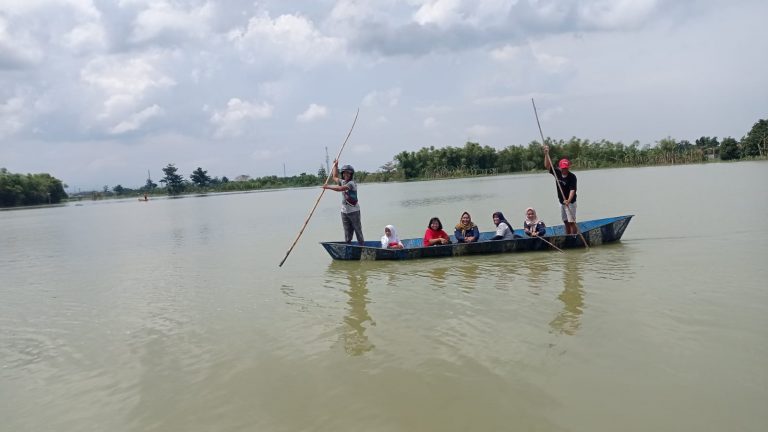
{"left": 454, "top": 211, "right": 480, "bottom": 243}
{"left": 490, "top": 211, "right": 515, "bottom": 240}
{"left": 381, "top": 225, "right": 404, "bottom": 249}
{"left": 523, "top": 207, "right": 547, "bottom": 237}
{"left": 423, "top": 217, "right": 451, "bottom": 246}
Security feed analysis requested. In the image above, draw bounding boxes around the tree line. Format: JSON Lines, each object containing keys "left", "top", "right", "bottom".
{"left": 0, "top": 168, "right": 68, "bottom": 207}
{"left": 393, "top": 118, "right": 766, "bottom": 179}
{"left": 4, "top": 119, "right": 765, "bottom": 205}
{"left": 112, "top": 117, "right": 767, "bottom": 196}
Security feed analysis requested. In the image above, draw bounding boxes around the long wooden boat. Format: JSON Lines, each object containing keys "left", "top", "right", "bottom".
{"left": 320, "top": 215, "right": 633, "bottom": 261}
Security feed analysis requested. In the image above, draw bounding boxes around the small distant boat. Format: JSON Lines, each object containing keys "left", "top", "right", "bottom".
{"left": 320, "top": 215, "right": 634, "bottom": 261}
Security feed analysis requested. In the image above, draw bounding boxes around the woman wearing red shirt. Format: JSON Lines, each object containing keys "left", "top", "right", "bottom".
{"left": 423, "top": 217, "right": 451, "bottom": 246}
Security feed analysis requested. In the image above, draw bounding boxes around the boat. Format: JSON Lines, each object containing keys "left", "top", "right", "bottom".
{"left": 320, "top": 215, "right": 634, "bottom": 261}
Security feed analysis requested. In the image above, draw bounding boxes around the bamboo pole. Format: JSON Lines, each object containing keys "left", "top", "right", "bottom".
{"left": 278, "top": 109, "right": 360, "bottom": 267}
{"left": 536, "top": 235, "right": 564, "bottom": 253}
{"left": 531, "top": 98, "right": 589, "bottom": 249}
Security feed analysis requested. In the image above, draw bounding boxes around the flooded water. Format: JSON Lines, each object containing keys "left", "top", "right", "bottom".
{"left": 1, "top": 161, "right": 767, "bottom": 432}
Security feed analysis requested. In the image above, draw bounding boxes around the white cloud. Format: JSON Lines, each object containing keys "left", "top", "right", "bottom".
{"left": 229, "top": 12, "right": 345, "bottom": 66}
{"left": 330, "top": 0, "right": 378, "bottom": 22}
{"left": 62, "top": 22, "right": 107, "bottom": 53}
{"left": 129, "top": 1, "right": 214, "bottom": 43}
{"left": 534, "top": 50, "right": 569, "bottom": 72}
{"left": 423, "top": 117, "right": 437, "bottom": 128}
{"left": 109, "top": 104, "right": 163, "bottom": 134}
{"left": 413, "top": 0, "right": 463, "bottom": 27}
{"left": 210, "top": 98, "right": 273, "bottom": 138}
{"left": 0, "top": 0, "right": 101, "bottom": 19}
{"left": 362, "top": 88, "right": 401, "bottom": 107}
{"left": 0, "top": 16, "right": 44, "bottom": 67}
{"left": 296, "top": 103, "right": 328, "bottom": 122}
{"left": 0, "top": 0, "right": 104, "bottom": 62}
{"left": 80, "top": 53, "right": 175, "bottom": 121}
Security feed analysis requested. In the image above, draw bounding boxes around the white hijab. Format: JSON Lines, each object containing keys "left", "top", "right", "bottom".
{"left": 381, "top": 225, "right": 403, "bottom": 248}
{"left": 525, "top": 207, "right": 541, "bottom": 227}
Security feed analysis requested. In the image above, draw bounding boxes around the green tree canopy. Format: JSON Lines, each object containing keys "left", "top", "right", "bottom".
{"left": 190, "top": 167, "right": 211, "bottom": 188}
{"left": 142, "top": 178, "right": 157, "bottom": 191}
{"left": 719, "top": 137, "right": 740, "bottom": 160}
{"left": 741, "top": 119, "right": 767, "bottom": 157}
{"left": 0, "top": 169, "right": 68, "bottom": 207}
{"left": 160, "top": 164, "right": 185, "bottom": 195}
{"left": 695, "top": 136, "right": 719, "bottom": 148}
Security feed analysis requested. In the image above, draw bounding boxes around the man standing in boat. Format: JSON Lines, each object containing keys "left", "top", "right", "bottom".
{"left": 544, "top": 145, "right": 578, "bottom": 235}
{"left": 323, "top": 160, "right": 364, "bottom": 245}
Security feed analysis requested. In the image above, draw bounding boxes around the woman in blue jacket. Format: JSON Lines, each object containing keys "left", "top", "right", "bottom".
{"left": 454, "top": 211, "right": 480, "bottom": 243}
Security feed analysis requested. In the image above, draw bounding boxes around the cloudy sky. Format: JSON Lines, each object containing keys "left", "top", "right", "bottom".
{"left": 1, "top": 0, "right": 766, "bottom": 190}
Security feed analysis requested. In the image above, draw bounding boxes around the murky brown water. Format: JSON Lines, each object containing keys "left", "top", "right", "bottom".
{"left": 1, "top": 161, "right": 766, "bottom": 431}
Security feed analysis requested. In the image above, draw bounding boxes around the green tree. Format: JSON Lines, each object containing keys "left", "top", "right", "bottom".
{"left": 160, "top": 164, "right": 185, "bottom": 195}
{"left": 143, "top": 178, "right": 158, "bottom": 191}
{"left": 695, "top": 136, "right": 718, "bottom": 148}
{"left": 113, "top": 185, "right": 125, "bottom": 195}
{"left": 317, "top": 165, "right": 327, "bottom": 181}
{"left": 190, "top": 167, "right": 211, "bottom": 188}
{"left": 741, "top": 119, "right": 767, "bottom": 157}
{"left": 394, "top": 151, "right": 419, "bottom": 179}
{"left": 719, "top": 137, "right": 740, "bottom": 160}
{"left": 379, "top": 161, "right": 396, "bottom": 181}
{"left": 0, "top": 169, "right": 67, "bottom": 207}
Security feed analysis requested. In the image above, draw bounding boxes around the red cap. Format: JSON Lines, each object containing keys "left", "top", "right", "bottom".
{"left": 558, "top": 159, "right": 571, "bottom": 169}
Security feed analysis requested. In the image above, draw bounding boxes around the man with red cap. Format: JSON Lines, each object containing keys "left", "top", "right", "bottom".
{"left": 544, "top": 145, "right": 578, "bottom": 235}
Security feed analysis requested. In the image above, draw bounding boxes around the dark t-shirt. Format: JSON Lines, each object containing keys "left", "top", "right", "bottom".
{"left": 549, "top": 167, "right": 577, "bottom": 204}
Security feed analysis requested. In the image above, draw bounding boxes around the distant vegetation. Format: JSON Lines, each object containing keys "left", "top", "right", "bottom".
{"left": 0, "top": 168, "right": 68, "bottom": 207}
{"left": 132, "top": 118, "right": 764, "bottom": 195}
{"left": 6, "top": 119, "right": 766, "bottom": 206}
{"left": 393, "top": 119, "right": 767, "bottom": 179}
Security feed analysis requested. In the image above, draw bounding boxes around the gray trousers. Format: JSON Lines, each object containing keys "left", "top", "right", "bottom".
{"left": 341, "top": 211, "right": 364, "bottom": 243}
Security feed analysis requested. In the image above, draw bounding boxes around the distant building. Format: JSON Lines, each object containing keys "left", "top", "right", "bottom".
{"left": 234, "top": 175, "right": 251, "bottom": 182}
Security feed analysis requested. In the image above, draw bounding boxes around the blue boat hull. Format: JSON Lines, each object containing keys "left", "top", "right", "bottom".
{"left": 320, "top": 215, "right": 633, "bottom": 261}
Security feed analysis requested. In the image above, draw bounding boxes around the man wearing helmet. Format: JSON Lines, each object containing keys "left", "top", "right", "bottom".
{"left": 544, "top": 145, "right": 578, "bottom": 235}
{"left": 322, "top": 160, "right": 364, "bottom": 245}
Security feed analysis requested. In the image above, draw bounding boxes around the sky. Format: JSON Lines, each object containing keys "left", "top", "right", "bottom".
{"left": 1, "top": 0, "right": 766, "bottom": 190}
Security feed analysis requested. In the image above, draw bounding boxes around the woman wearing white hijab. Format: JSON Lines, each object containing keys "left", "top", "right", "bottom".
{"left": 381, "top": 225, "right": 404, "bottom": 249}
{"left": 523, "top": 207, "right": 547, "bottom": 237}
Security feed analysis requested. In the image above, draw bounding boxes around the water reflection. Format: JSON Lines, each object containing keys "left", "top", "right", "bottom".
{"left": 549, "top": 254, "right": 584, "bottom": 336}
{"left": 516, "top": 254, "right": 550, "bottom": 291}
{"left": 454, "top": 263, "right": 480, "bottom": 292}
{"left": 429, "top": 265, "right": 449, "bottom": 286}
{"left": 327, "top": 262, "right": 375, "bottom": 356}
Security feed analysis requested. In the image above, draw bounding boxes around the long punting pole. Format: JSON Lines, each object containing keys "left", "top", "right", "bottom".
{"left": 278, "top": 108, "right": 360, "bottom": 267}
{"left": 531, "top": 98, "right": 589, "bottom": 249}
{"left": 537, "top": 235, "right": 564, "bottom": 253}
